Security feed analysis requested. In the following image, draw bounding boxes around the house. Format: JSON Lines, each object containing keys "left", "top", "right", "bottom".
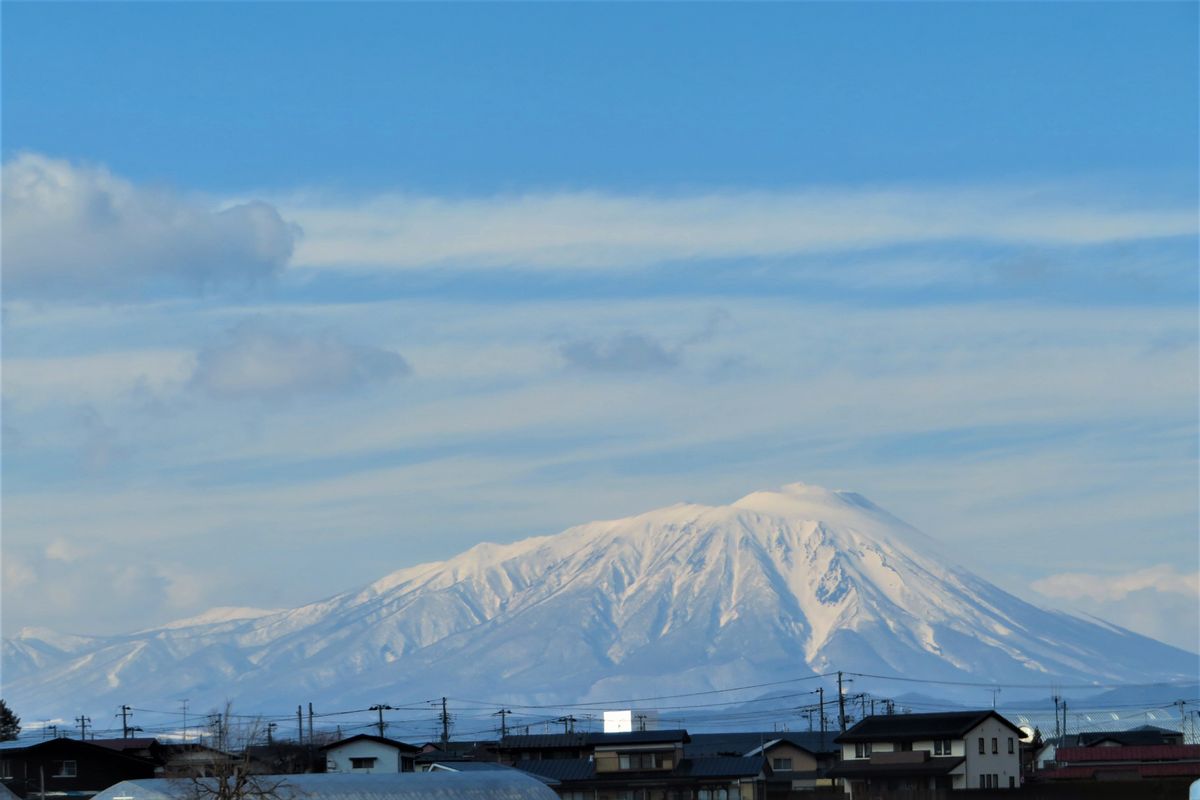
{"left": 1038, "top": 743, "right": 1200, "bottom": 782}
{"left": 413, "top": 740, "right": 499, "bottom": 771}
{"left": 827, "top": 711, "right": 1022, "bottom": 796}
{"left": 0, "top": 737, "right": 158, "bottom": 799}
{"left": 501, "top": 730, "right": 769, "bottom": 799}
{"left": 1033, "top": 725, "right": 1185, "bottom": 770}
{"left": 90, "top": 771, "right": 560, "bottom": 800}
{"left": 319, "top": 735, "right": 421, "bottom": 774}
{"left": 686, "top": 732, "right": 840, "bottom": 796}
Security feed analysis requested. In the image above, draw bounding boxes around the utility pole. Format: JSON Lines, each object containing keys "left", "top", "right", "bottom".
{"left": 635, "top": 714, "right": 647, "bottom": 732}
{"left": 1061, "top": 700, "right": 1068, "bottom": 736}
{"left": 371, "top": 705, "right": 393, "bottom": 738}
{"left": 1051, "top": 694, "right": 1061, "bottom": 739}
{"left": 494, "top": 709, "right": 511, "bottom": 738}
{"left": 266, "top": 722, "right": 277, "bottom": 746}
{"left": 837, "top": 672, "right": 847, "bottom": 733}
{"left": 990, "top": 688, "right": 1001, "bottom": 710}
{"left": 818, "top": 687, "right": 826, "bottom": 739}
{"left": 76, "top": 716, "right": 90, "bottom": 740}
{"left": 439, "top": 697, "right": 450, "bottom": 746}
{"left": 118, "top": 705, "right": 133, "bottom": 738}
{"left": 181, "top": 699, "right": 189, "bottom": 744}
{"left": 297, "top": 705, "right": 304, "bottom": 745}
{"left": 556, "top": 716, "right": 576, "bottom": 734}
{"left": 859, "top": 694, "right": 867, "bottom": 721}
{"left": 308, "top": 703, "right": 314, "bottom": 744}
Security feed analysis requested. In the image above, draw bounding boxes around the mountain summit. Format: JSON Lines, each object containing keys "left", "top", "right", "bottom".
{"left": 4, "top": 483, "right": 1194, "bottom": 717}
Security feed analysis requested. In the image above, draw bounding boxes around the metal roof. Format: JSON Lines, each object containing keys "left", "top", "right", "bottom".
{"left": 90, "top": 772, "right": 559, "bottom": 800}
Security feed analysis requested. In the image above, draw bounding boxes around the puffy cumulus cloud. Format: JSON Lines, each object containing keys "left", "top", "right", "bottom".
{"left": 1031, "top": 564, "right": 1199, "bottom": 603}
{"left": 190, "top": 322, "right": 411, "bottom": 401}
{"left": 1, "top": 153, "right": 297, "bottom": 298}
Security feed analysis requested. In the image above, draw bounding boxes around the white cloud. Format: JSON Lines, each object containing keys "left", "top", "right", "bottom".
{"left": 283, "top": 185, "right": 1196, "bottom": 272}
{"left": 190, "top": 321, "right": 411, "bottom": 400}
{"left": 1, "top": 153, "right": 297, "bottom": 298}
{"left": 1031, "top": 565, "right": 1200, "bottom": 603}
{"left": 1031, "top": 567, "right": 1200, "bottom": 653}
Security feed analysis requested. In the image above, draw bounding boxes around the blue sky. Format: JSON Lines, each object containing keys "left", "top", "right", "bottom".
{"left": 2, "top": 2, "right": 1197, "bottom": 651}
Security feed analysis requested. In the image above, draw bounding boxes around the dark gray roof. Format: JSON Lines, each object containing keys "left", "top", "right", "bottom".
{"left": 512, "top": 758, "right": 595, "bottom": 782}
{"left": 91, "top": 772, "right": 558, "bottom": 800}
{"left": 320, "top": 734, "right": 422, "bottom": 753}
{"left": 1075, "top": 729, "right": 1184, "bottom": 747}
{"left": 501, "top": 730, "right": 690, "bottom": 750}
{"left": 836, "top": 711, "right": 1021, "bottom": 743}
{"left": 685, "top": 731, "right": 838, "bottom": 758}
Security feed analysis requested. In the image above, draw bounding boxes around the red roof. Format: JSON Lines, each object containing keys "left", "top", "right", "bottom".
{"left": 1055, "top": 745, "right": 1200, "bottom": 764}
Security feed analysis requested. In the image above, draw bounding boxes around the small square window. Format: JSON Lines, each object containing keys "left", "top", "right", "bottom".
{"left": 52, "top": 761, "right": 77, "bottom": 778}
{"left": 771, "top": 757, "right": 792, "bottom": 770}
{"left": 349, "top": 757, "right": 376, "bottom": 770}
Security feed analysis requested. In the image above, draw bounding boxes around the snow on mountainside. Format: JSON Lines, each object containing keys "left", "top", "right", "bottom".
{"left": 4, "top": 483, "right": 1195, "bottom": 718}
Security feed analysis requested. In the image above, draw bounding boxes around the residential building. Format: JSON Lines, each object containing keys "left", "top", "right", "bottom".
{"left": 320, "top": 735, "right": 421, "bottom": 774}
{"left": 501, "top": 730, "right": 769, "bottom": 799}
{"left": 0, "top": 737, "right": 157, "bottom": 799}
{"left": 1039, "top": 743, "right": 1200, "bottom": 782}
{"left": 827, "top": 710, "right": 1022, "bottom": 796}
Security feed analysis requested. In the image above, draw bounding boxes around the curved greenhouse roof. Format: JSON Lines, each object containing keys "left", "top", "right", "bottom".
{"left": 92, "top": 771, "right": 558, "bottom": 800}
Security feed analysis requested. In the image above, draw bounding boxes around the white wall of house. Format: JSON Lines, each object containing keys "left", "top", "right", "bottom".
{"left": 324, "top": 740, "right": 403, "bottom": 774}
{"left": 962, "top": 718, "right": 1020, "bottom": 789}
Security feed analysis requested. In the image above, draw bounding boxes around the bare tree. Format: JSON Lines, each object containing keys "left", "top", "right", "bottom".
{"left": 174, "top": 704, "right": 298, "bottom": 800}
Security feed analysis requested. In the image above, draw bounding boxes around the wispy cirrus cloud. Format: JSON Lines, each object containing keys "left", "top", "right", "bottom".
{"left": 283, "top": 185, "right": 1196, "bottom": 272}
{"left": 1, "top": 153, "right": 298, "bottom": 298}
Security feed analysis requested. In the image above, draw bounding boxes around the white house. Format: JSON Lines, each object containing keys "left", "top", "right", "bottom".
{"left": 828, "top": 710, "right": 1023, "bottom": 796}
{"left": 320, "top": 735, "right": 421, "bottom": 774}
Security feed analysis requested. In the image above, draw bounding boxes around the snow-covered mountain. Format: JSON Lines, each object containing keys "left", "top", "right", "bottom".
{"left": 4, "top": 483, "right": 1195, "bottom": 719}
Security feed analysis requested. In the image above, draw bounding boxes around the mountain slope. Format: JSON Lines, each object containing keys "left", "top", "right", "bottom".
{"left": 4, "top": 483, "right": 1195, "bottom": 717}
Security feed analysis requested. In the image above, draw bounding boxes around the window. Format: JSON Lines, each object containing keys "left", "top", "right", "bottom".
{"left": 0, "top": 761, "right": 12, "bottom": 779}
{"left": 979, "top": 775, "right": 986, "bottom": 789}
{"left": 1009, "top": 776, "right": 1015, "bottom": 788}
{"left": 991, "top": 737, "right": 998, "bottom": 754}
{"left": 854, "top": 742, "right": 872, "bottom": 759}
{"left": 1008, "top": 737, "right": 1014, "bottom": 754}
{"left": 772, "top": 757, "right": 792, "bottom": 770}
{"left": 52, "top": 761, "right": 77, "bottom": 778}
{"left": 617, "top": 752, "right": 669, "bottom": 770}
{"left": 993, "top": 773, "right": 999, "bottom": 787}
{"left": 978, "top": 737, "right": 985, "bottom": 754}
{"left": 936, "top": 739, "right": 952, "bottom": 755}
{"left": 897, "top": 741, "right": 912, "bottom": 752}
{"left": 349, "top": 757, "right": 377, "bottom": 770}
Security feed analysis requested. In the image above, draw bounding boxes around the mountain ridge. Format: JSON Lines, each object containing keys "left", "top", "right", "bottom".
{"left": 4, "top": 483, "right": 1195, "bottom": 718}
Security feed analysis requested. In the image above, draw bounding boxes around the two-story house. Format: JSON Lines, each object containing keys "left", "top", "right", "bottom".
{"left": 827, "top": 710, "right": 1022, "bottom": 796}
{"left": 501, "top": 730, "right": 768, "bottom": 800}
